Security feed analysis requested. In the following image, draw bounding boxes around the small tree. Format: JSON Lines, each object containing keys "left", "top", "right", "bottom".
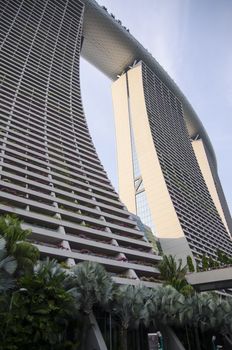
{"left": 158, "top": 255, "right": 187, "bottom": 282}
{"left": 208, "top": 256, "right": 216, "bottom": 269}
{"left": 201, "top": 254, "right": 209, "bottom": 271}
{"left": 158, "top": 255, "right": 191, "bottom": 294}
{"left": 0, "top": 215, "right": 39, "bottom": 274}
{"left": 0, "top": 235, "right": 17, "bottom": 292}
{"left": 144, "top": 285, "right": 185, "bottom": 328}
{"left": 187, "top": 256, "right": 195, "bottom": 273}
{"left": 180, "top": 292, "right": 224, "bottom": 350}
{"left": 112, "top": 285, "right": 147, "bottom": 350}
{"left": 69, "top": 261, "right": 113, "bottom": 350}
{"left": 216, "top": 249, "right": 232, "bottom": 266}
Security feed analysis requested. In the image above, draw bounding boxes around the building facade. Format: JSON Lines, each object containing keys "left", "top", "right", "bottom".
{"left": 113, "top": 62, "right": 232, "bottom": 262}
{"left": 0, "top": 0, "right": 161, "bottom": 286}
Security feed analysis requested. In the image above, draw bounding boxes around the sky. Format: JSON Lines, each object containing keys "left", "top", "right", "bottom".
{"left": 80, "top": 0, "right": 232, "bottom": 213}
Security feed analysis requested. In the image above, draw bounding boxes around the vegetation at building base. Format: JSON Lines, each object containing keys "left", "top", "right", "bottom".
{"left": 186, "top": 250, "right": 232, "bottom": 273}
{"left": 0, "top": 214, "right": 232, "bottom": 350}
{"left": 187, "top": 255, "right": 195, "bottom": 273}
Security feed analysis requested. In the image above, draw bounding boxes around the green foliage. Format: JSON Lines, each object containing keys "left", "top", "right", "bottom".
{"left": 217, "top": 249, "right": 223, "bottom": 262}
{"left": 0, "top": 215, "right": 39, "bottom": 274}
{"left": 0, "top": 215, "right": 31, "bottom": 253}
{"left": 112, "top": 285, "right": 151, "bottom": 350}
{"left": 158, "top": 255, "right": 187, "bottom": 282}
{"left": 112, "top": 285, "right": 148, "bottom": 330}
{"left": 179, "top": 284, "right": 195, "bottom": 297}
{"left": 1, "top": 215, "right": 232, "bottom": 349}
{"left": 217, "top": 249, "right": 232, "bottom": 266}
{"left": 144, "top": 285, "right": 185, "bottom": 327}
{"left": 187, "top": 255, "right": 195, "bottom": 272}
{"left": 60, "top": 261, "right": 70, "bottom": 269}
{"left": 0, "top": 235, "right": 17, "bottom": 292}
{"left": 158, "top": 255, "right": 191, "bottom": 295}
{"left": 67, "top": 261, "right": 113, "bottom": 350}
{"left": 0, "top": 259, "right": 78, "bottom": 350}
{"left": 180, "top": 292, "right": 225, "bottom": 332}
{"left": 69, "top": 261, "right": 113, "bottom": 315}
{"left": 208, "top": 256, "right": 218, "bottom": 269}
{"left": 201, "top": 254, "right": 209, "bottom": 271}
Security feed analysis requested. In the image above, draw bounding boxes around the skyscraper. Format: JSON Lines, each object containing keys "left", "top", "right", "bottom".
{"left": 113, "top": 62, "right": 232, "bottom": 262}
{"left": 0, "top": 0, "right": 231, "bottom": 268}
{"left": 0, "top": 0, "right": 161, "bottom": 286}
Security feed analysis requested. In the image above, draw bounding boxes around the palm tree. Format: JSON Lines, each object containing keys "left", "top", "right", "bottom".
{"left": 0, "top": 235, "right": 17, "bottom": 292}
{"left": 222, "top": 297, "right": 232, "bottom": 333}
{"left": 144, "top": 285, "right": 185, "bottom": 328}
{"left": 0, "top": 215, "right": 39, "bottom": 274}
{"left": 158, "top": 255, "right": 187, "bottom": 283}
{"left": 112, "top": 285, "right": 149, "bottom": 350}
{"left": 179, "top": 292, "right": 224, "bottom": 350}
{"left": 158, "top": 255, "right": 193, "bottom": 295}
{"left": 68, "top": 261, "right": 113, "bottom": 350}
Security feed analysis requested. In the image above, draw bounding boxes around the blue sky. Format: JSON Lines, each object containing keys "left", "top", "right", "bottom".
{"left": 80, "top": 0, "right": 232, "bottom": 212}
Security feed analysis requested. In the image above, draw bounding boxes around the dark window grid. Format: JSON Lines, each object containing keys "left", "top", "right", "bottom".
{"left": 0, "top": 164, "right": 116, "bottom": 211}
{"left": 24, "top": 153, "right": 111, "bottom": 191}
{"left": 0, "top": 74, "right": 47, "bottom": 95}
{"left": 2, "top": 143, "right": 47, "bottom": 162}
{"left": 142, "top": 65, "right": 231, "bottom": 254}
{"left": 6, "top": 123, "right": 46, "bottom": 142}
{"left": 3, "top": 150, "right": 49, "bottom": 169}
{"left": 1, "top": 69, "right": 49, "bottom": 91}
{"left": 46, "top": 139, "right": 95, "bottom": 162}
{"left": 47, "top": 128, "right": 91, "bottom": 149}
{"left": 1, "top": 154, "right": 109, "bottom": 195}
{"left": 46, "top": 118, "right": 88, "bottom": 139}
{"left": 3, "top": 139, "right": 46, "bottom": 157}
{"left": 7, "top": 120, "right": 45, "bottom": 136}
{"left": 0, "top": 1, "right": 20, "bottom": 20}
{"left": 3, "top": 131, "right": 46, "bottom": 150}
{"left": 48, "top": 157, "right": 107, "bottom": 184}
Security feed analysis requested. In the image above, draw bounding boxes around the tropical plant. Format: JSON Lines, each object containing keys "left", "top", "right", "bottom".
{"left": 201, "top": 254, "right": 209, "bottom": 271}
{"left": 0, "top": 258, "right": 78, "bottom": 350}
{"left": 0, "top": 235, "right": 17, "bottom": 292}
{"left": 0, "top": 215, "right": 39, "bottom": 274}
{"left": 222, "top": 297, "right": 232, "bottom": 337}
{"left": 112, "top": 285, "right": 150, "bottom": 350}
{"left": 179, "top": 292, "right": 226, "bottom": 350}
{"left": 216, "top": 249, "right": 232, "bottom": 266}
{"left": 158, "top": 255, "right": 187, "bottom": 282}
{"left": 187, "top": 255, "right": 195, "bottom": 272}
{"left": 158, "top": 255, "right": 193, "bottom": 295}
{"left": 144, "top": 285, "right": 185, "bottom": 328}
{"left": 68, "top": 261, "right": 113, "bottom": 350}
{"left": 208, "top": 256, "right": 218, "bottom": 269}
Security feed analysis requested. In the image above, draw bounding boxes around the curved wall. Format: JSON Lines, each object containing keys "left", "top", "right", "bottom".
{"left": 80, "top": 0, "right": 216, "bottom": 167}
{"left": 81, "top": 0, "right": 232, "bottom": 240}
{"left": 0, "top": 0, "right": 161, "bottom": 283}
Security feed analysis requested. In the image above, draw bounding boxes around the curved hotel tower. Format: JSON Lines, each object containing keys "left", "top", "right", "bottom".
{"left": 0, "top": 0, "right": 162, "bottom": 286}
{"left": 0, "top": 0, "right": 231, "bottom": 275}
